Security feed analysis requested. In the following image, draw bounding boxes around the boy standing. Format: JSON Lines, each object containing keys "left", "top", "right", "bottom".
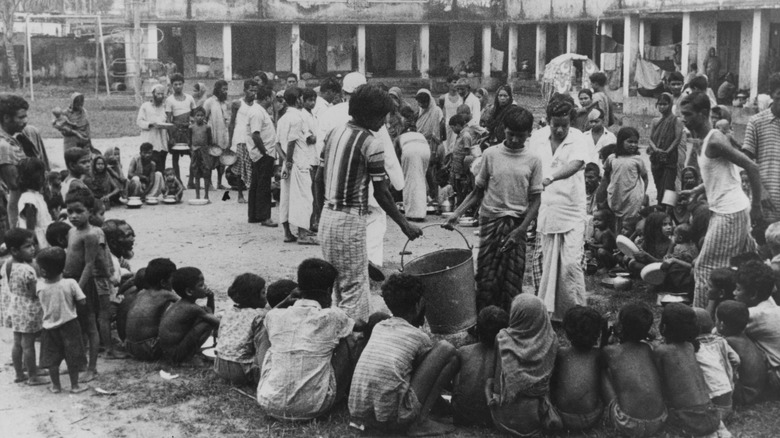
{"left": 158, "top": 267, "right": 219, "bottom": 365}
{"left": 448, "top": 114, "right": 472, "bottom": 207}
{"left": 349, "top": 274, "right": 460, "bottom": 436}
{"left": 61, "top": 148, "right": 90, "bottom": 199}
{"left": 63, "top": 187, "right": 113, "bottom": 382}
{"left": 601, "top": 302, "right": 667, "bottom": 437}
{"left": 36, "top": 247, "right": 88, "bottom": 394}
{"left": 127, "top": 142, "right": 164, "bottom": 199}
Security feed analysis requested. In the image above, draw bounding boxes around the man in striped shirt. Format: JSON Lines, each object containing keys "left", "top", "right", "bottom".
{"left": 314, "top": 85, "right": 422, "bottom": 324}
{"left": 743, "top": 73, "right": 780, "bottom": 223}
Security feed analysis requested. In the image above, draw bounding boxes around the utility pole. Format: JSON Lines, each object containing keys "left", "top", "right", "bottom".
{"left": 133, "top": 0, "right": 141, "bottom": 103}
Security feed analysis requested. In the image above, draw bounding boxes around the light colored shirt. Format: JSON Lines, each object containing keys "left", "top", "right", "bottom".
{"left": 463, "top": 93, "right": 481, "bottom": 127}
{"left": 475, "top": 143, "right": 543, "bottom": 219}
{"left": 136, "top": 101, "right": 168, "bottom": 152}
{"left": 530, "top": 126, "right": 590, "bottom": 234}
{"left": 215, "top": 306, "right": 267, "bottom": 364}
{"left": 36, "top": 278, "right": 85, "bottom": 329}
{"left": 742, "top": 108, "right": 780, "bottom": 222}
{"left": 584, "top": 129, "right": 617, "bottom": 167}
{"left": 746, "top": 297, "right": 780, "bottom": 370}
{"left": 164, "top": 93, "right": 195, "bottom": 117}
{"left": 251, "top": 104, "right": 277, "bottom": 161}
{"left": 312, "top": 95, "right": 331, "bottom": 119}
{"left": 695, "top": 334, "right": 739, "bottom": 398}
{"left": 257, "top": 299, "right": 353, "bottom": 420}
{"left": 277, "top": 107, "right": 316, "bottom": 169}
{"left": 231, "top": 100, "right": 263, "bottom": 150}
{"left": 203, "top": 96, "right": 230, "bottom": 148}
{"left": 698, "top": 130, "right": 749, "bottom": 214}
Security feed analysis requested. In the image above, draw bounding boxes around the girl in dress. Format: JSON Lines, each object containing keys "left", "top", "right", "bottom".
{"left": 17, "top": 158, "right": 52, "bottom": 249}
{"left": 601, "top": 127, "right": 648, "bottom": 232}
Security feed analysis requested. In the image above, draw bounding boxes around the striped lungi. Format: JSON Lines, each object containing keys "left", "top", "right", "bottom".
{"left": 693, "top": 208, "right": 756, "bottom": 308}
{"left": 320, "top": 208, "right": 370, "bottom": 324}
{"left": 476, "top": 215, "right": 526, "bottom": 312}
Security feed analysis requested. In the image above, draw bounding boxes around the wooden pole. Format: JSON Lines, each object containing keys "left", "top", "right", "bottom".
{"left": 95, "top": 24, "right": 99, "bottom": 96}
{"left": 97, "top": 15, "right": 110, "bottom": 96}
{"left": 26, "top": 14, "right": 33, "bottom": 101}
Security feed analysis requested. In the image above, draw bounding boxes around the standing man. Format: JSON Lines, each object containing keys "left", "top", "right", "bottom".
{"left": 136, "top": 84, "right": 169, "bottom": 175}
{"left": 165, "top": 73, "right": 196, "bottom": 187}
{"left": 203, "top": 80, "right": 230, "bottom": 189}
{"left": 231, "top": 80, "right": 262, "bottom": 205}
{"left": 532, "top": 97, "right": 588, "bottom": 323}
{"left": 742, "top": 73, "right": 780, "bottom": 224}
{"left": 313, "top": 77, "right": 341, "bottom": 121}
{"left": 583, "top": 108, "right": 616, "bottom": 169}
{"left": 440, "top": 74, "right": 463, "bottom": 152}
{"left": 247, "top": 86, "right": 278, "bottom": 227}
{"left": 455, "top": 79, "right": 481, "bottom": 129}
{"left": 0, "top": 94, "right": 29, "bottom": 232}
{"left": 314, "top": 84, "right": 422, "bottom": 324}
{"left": 679, "top": 92, "right": 767, "bottom": 309}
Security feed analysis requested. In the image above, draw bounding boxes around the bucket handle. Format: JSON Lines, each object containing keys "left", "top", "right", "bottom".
{"left": 400, "top": 224, "right": 473, "bottom": 271}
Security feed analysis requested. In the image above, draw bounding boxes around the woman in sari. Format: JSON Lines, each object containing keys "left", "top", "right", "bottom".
{"left": 415, "top": 89, "right": 444, "bottom": 201}
{"left": 648, "top": 93, "right": 684, "bottom": 204}
{"left": 486, "top": 294, "right": 559, "bottom": 437}
{"left": 193, "top": 82, "right": 208, "bottom": 108}
{"left": 58, "top": 92, "right": 91, "bottom": 151}
{"left": 386, "top": 87, "right": 408, "bottom": 142}
{"left": 395, "top": 108, "right": 430, "bottom": 221}
{"left": 484, "top": 85, "right": 517, "bottom": 145}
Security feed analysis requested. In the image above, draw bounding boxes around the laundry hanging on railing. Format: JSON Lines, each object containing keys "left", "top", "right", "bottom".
{"left": 635, "top": 58, "right": 664, "bottom": 90}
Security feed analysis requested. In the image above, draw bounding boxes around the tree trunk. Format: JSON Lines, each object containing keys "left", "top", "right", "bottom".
{"left": 3, "top": 36, "right": 20, "bottom": 89}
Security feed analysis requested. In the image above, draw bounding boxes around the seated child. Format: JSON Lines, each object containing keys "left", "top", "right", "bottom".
{"left": 485, "top": 295, "right": 559, "bottom": 437}
{"left": 161, "top": 168, "right": 184, "bottom": 203}
{"left": 258, "top": 259, "right": 355, "bottom": 420}
{"left": 655, "top": 303, "right": 722, "bottom": 437}
{"left": 158, "top": 267, "right": 219, "bottom": 365}
{"left": 659, "top": 223, "right": 698, "bottom": 296}
{"left": 124, "top": 258, "right": 178, "bottom": 360}
{"left": 350, "top": 273, "right": 460, "bottom": 435}
{"left": 36, "top": 247, "right": 89, "bottom": 393}
{"left": 85, "top": 155, "right": 121, "bottom": 208}
{"left": 551, "top": 306, "right": 604, "bottom": 432}
{"left": 716, "top": 300, "right": 769, "bottom": 405}
{"left": 452, "top": 306, "right": 509, "bottom": 426}
{"left": 116, "top": 267, "right": 146, "bottom": 342}
{"left": 735, "top": 260, "right": 780, "bottom": 394}
{"left": 765, "top": 222, "right": 780, "bottom": 300}
{"left": 706, "top": 268, "right": 737, "bottom": 317}
{"left": 214, "top": 273, "right": 267, "bottom": 385}
{"left": 2, "top": 228, "right": 44, "bottom": 385}
{"left": 103, "top": 146, "right": 127, "bottom": 195}
{"left": 586, "top": 209, "right": 617, "bottom": 271}
{"left": 266, "top": 279, "right": 298, "bottom": 308}
{"left": 45, "top": 222, "right": 71, "bottom": 249}
{"left": 127, "top": 142, "right": 163, "bottom": 199}
{"left": 601, "top": 302, "right": 667, "bottom": 437}
{"left": 693, "top": 308, "right": 740, "bottom": 421}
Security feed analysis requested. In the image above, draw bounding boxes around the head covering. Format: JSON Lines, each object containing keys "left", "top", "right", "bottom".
{"left": 415, "top": 89, "right": 443, "bottom": 141}
{"left": 388, "top": 87, "right": 403, "bottom": 101}
{"left": 342, "top": 72, "right": 367, "bottom": 94}
{"left": 455, "top": 78, "right": 471, "bottom": 89}
{"left": 496, "top": 295, "right": 558, "bottom": 401}
{"left": 477, "top": 87, "right": 489, "bottom": 106}
{"left": 65, "top": 92, "right": 89, "bottom": 137}
{"left": 151, "top": 84, "right": 167, "bottom": 103}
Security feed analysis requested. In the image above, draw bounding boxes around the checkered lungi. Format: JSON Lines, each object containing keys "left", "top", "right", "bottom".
{"left": 320, "top": 207, "right": 370, "bottom": 323}
{"left": 529, "top": 233, "right": 544, "bottom": 294}
{"left": 693, "top": 208, "right": 756, "bottom": 308}
{"left": 235, "top": 143, "right": 253, "bottom": 188}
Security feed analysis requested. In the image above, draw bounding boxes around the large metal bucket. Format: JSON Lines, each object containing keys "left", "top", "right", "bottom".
{"left": 400, "top": 225, "right": 477, "bottom": 334}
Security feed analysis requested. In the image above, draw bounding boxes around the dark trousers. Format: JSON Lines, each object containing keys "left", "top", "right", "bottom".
{"left": 152, "top": 150, "right": 167, "bottom": 174}
{"left": 248, "top": 154, "right": 274, "bottom": 223}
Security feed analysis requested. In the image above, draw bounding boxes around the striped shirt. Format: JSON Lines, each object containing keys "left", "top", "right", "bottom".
{"left": 742, "top": 108, "right": 780, "bottom": 222}
{"left": 348, "top": 317, "right": 433, "bottom": 423}
{"left": 320, "top": 122, "right": 386, "bottom": 215}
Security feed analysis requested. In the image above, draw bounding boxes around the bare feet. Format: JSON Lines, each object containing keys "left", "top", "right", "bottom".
{"left": 49, "top": 386, "right": 62, "bottom": 394}
{"left": 26, "top": 377, "right": 49, "bottom": 386}
{"left": 238, "top": 197, "right": 247, "bottom": 204}
{"left": 81, "top": 370, "right": 98, "bottom": 383}
{"left": 70, "top": 385, "right": 89, "bottom": 394}
{"left": 284, "top": 235, "right": 298, "bottom": 243}
{"left": 14, "top": 375, "right": 28, "bottom": 383}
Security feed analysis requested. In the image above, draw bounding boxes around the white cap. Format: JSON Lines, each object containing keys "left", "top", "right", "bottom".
{"left": 342, "top": 72, "right": 367, "bottom": 94}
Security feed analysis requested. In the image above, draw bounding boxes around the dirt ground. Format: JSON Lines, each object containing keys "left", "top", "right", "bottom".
{"left": 0, "top": 109, "right": 778, "bottom": 437}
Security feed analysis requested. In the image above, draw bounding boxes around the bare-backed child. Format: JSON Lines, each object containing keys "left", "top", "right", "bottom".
{"left": 452, "top": 305, "right": 509, "bottom": 426}
{"left": 124, "top": 258, "right": 178, "bottom": 360}
{"left": 705, "top": 267, "right": 736, "bottom": 319}
{"left": 693, "top": 308, "right": 740, "bottom": 421}
{"left": 61, "top": 148, "right": 90, "bottom": 199}
{"left": 63, "top": 187, "right": 113, "bottom": 382}
{"left": 716, "top": 300, "right": 769, "bottom": 405}
{"left": 587, "top": 209, "right": 617, "bottom": 270}
{"left": 45, "top": 222, "right": 71, "bottom": 249}
{"left": 161, "top": 168, "right": 184, "bottom": 203}
{"left": 552, "top": 306, "right": 605, "bottom": 432}
{"left": 655, "top": 303, "right": 721, "bottom": 436}
{"left": 734, "top": 260, "right": 780, "bottom": 396}
{"left": 601, "top": 302, "right": 667, "bottom": 437}
{"left": 158, "top": 267, "right": 219, "bottom": 365}
{"left": 214, "top": 273, "right": 267, "bottom": 386}
{"left": 36, "top": 247, "right": 89, "bottom": 394}
{"left": 127, "top": 142, "right": 164, "bottom": 199}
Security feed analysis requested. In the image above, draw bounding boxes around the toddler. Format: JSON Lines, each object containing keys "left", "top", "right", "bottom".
{"left": 706, "top": 267, "right": 737, "bottom": 319}
{"left": 716, "top": 300, "right": 769, "bottom": 405}
{"left": 214, "top": 273, "right": 267, "bottom": 385}
{"left": 660, "top": 223, "right": 698, "bottom": 296}
{"left": 158, "top": 267, "right": 219, "bottom": 365}
{"left": 46, "top": 171, "right": 65, "bottom": 220}
{"left": 452, "top": 305, "right": 508, "bottom": 426}
{"left": 266, "top": 279, "right": 298, "bottom": 308}
{"left": 655, "top": 303, "right": 722, "bottom": 437}
{"left": 665, "top": 223, "right": 699, "bottom": 262}
{"left": 551, "top": 306, "right": 604, "bottom": 432}
{"left": 3, "top": 228, "right": 45, "bottom": 385}
{"left": 448, "top": 114, "right": 473, "bottom": 206}
{"left": 693, "top": 308, "right": 740, "bottom": 421}
{"left": 36, "top": 247, "right": 88, "bottom": 393}
{"left": 188, "top": 106, "right": 213, "bottom": 202}
{"left": 601, "top": 302, "right": 667, "bottom": 437}
{"left": 52, "top": 107, "right": 87, "bottom": 142}
{"left": 17, "top": 157, "right": 52, "bottom": 249}
{"left": 161, "top": 168, "right": 184, "bottom": 203}
{"left": 586, "top": 209, "right": 617, "bottom": 271}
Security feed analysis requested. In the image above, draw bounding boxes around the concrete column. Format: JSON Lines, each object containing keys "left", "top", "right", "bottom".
{"left": 536, "top": 24, "right": 546, "bottom": 81}
{"left": 482, "top": 25, "right": 492, "bottom": 78}
{"left": 125, "top": 29, "right": 137, "bottom": 79}
{"left": 507, "top": 25, "right": 518, "bottom": 78}
{"left": 419, "top": 24, "right": 430, "bottom": 79}
{"left": 146, "top": 24, "right": 158, "bottom": 61}
{"left": 566, "top": 23, "right": 578, "bottom": 54}
{"left": 222, "top": 24, "right": 232, "bottom": 81}
{"left": 600, "top": 21, "right": 613, "bottom": 71}
{"left": 291, "top": 24, "right": 301, "bottom": 77}
{"left": 623, "top": 15, "right": 640, "bottom": 97}
{"left": 638, "top": 20, "right": 645, "bottom": 58}
{"left": 357, "top": 25, "right": 366, "bottom": 75}
{"left": 750, "top": 10, "right": 769, "bottom": 100}
{"left": 681, "top": 12, "right": 691, "bottom": 77}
